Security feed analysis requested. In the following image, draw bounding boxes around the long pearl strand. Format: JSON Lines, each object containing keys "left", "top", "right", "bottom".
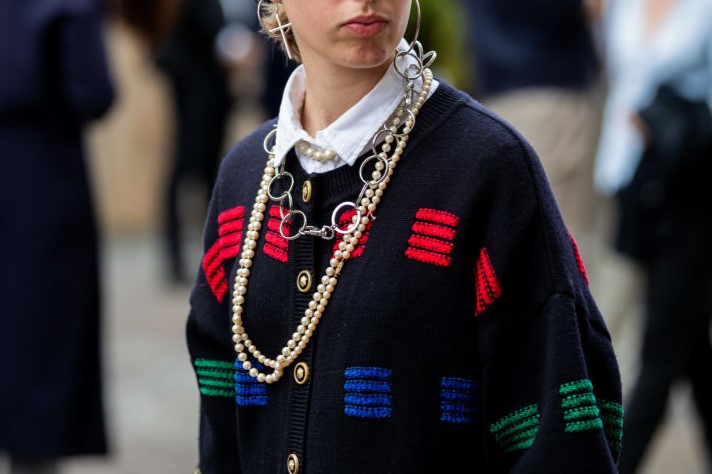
{"left": 231, "top": 69, "right": 434, "bottom": 384}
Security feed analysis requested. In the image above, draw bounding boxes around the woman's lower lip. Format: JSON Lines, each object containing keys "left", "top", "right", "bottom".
{"left": 344, "top": 21, "right": 387, "bottom": 37}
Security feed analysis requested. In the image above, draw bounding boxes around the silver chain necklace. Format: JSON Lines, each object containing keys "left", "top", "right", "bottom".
{"left": 231, "top": 43, "right": 436, "bottom": 384}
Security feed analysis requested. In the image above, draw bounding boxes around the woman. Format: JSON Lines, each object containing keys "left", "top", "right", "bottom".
{"left": 187, "top": 1, "right": 622, "bottom": 472}
{"left": 595, "top": 0, "right": 712, "bottom": 472}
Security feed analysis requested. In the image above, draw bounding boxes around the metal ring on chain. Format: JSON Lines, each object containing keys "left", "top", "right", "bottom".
{"left": 359, "top": 154, "right": 391, "bottom": 186}
{"left": 279, "top": 209, "right": 307, "bottom": 240}
{"left": 331, "top": 202, "right": 361, "bottom": 235}
{"left": 262, "top": 127, "right": 278, "bottom": 155}
{"left": 267, "top": 170, "right": 295, "bottom": 201}
{"left": 277, "top": 193, "right": 294, "bottom": 220}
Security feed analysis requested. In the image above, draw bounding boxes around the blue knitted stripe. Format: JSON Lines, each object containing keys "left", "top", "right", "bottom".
{"left": 440, "top": 377, "right": 479, "bottom": 391}
{"left": 344, "top": 367, "right": 392, "bottom": 380}
{"left": 344, "top": 393, "right": 392, "bottom": 407}
{"left": 233, "top": 362, "right": 267, "bottom": 407}
{"left": 234, "top": 383, "right": 267, "bottom": 395}
{"left": 440, "top": 412, "right": 478, "bottom": 424}
{"left": 345, "top": 405, "right": 393, "bottom": 418}
{"left": 344, "top": 366, "right": 392, "bottom": 418}
{"left": 344, "top": 380, "right": 391, "bottom": 393}
{"left": 440, "top": 377, "right": 480, "bottom": 425}
{"left": 236, "top": 395, "right": 268, "bottom": 406}
{"left": 440, "top": 389, "right": 477, "bottom": 402}
{"left": 441, "top": 401, "right": 478, "bottom": 414}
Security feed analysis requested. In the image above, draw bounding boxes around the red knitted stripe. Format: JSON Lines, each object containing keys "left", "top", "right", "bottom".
{"left": 412, "top": 222, "right": 456, "bottom": 241}
{"left": 218, "top": 205, "right": 245, "bottom": 224}
{"left": 269, "top": 204, "right": 284, "bottom": 218}
{"left": 474, "top": 248, "right": 502, "bottom": 317}
{"left": 263, "top": 243, "right": 288, "bottom": 262}
{"left": 202, "top": 241, "right": 222, "bottom": 276}
{"left": 267, "top": 217, "right": 284, "bottom": 233}
{"left": 219, "top": 219, "right": 243, "bottom": 237}
{"left": 265, "top": 229, "right": 289, "bottom": 250}
{"left": 351, "top": 246, "right": 365, "bottom": 259}
{"left": 569, "top": 232, "right": 589, "bottom": 285}
{"left": 214, "top": 276, "right": 228, "bottom": 303}
{"left": 262, "top": 205, "right": 290, "bottom": 262}
{"left": 405, "top": 248, "right": 451, "bottom": 267}
{"left": 201, "top": 206, "right": 246, "bottom": 303}
{"left": 331, "top": 209, "right": 372, "bottom": 259}
{"left": 202, "top": 241, "right": 228, "bottom": 302}
{"left": 407, "top": 234, "right": 453, "bottom": 254}
{"left": 415, "top": 208, "right": 459, "bottom": 227}
{"left": 218, "top": 233, "right": 242, "bottom": 261}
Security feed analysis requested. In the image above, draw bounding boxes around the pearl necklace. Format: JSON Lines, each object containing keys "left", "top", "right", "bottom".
{"left": 231, "top": 67, "right": 433, "bottom": 384}
{"left": 296, "top": 140, "right": 338, "bottom": 162}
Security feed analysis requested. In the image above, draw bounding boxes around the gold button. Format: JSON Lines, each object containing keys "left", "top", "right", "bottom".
{"left": 296, "top": 270, "right": 312, "bottom": 293}
{"left": 294, "top": 362, "right": 309, "bottom": 385}
{"left": 287, "top": 453, "right": 300, "bottom": 474}
{"left": 302, "top": 180, "right": 312, "bottom": 203}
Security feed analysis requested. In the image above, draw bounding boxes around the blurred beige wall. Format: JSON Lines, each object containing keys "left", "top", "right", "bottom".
{"left": 88, "top": 22, "right": 173, "bottom": 237}
{"left": 86, "top": 22, "right": 266, "bottom": 238}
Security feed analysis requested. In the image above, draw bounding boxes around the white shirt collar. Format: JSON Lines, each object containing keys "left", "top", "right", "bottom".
{"left": 273, "top": 39, "right": 438, "bottom": 174}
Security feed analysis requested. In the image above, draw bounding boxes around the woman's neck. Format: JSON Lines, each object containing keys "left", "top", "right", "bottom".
{"left": 300, "top": 61, "right": 391, "bottom": 137}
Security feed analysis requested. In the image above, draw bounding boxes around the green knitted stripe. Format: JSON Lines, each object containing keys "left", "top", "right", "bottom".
{"left": 562, "top": 392, "right": 597, "bottom": 409}
{"left": 563, "top": 405, "right": 601, "bottom": 421}
{"left": 196, "top": 368, "right": 234, "bottom": 379}
{"left": 598, "top": 399, "right": 624, "bottom": 417}
{"left": 490, "top": 405, "right": 540, "bottom": 453}
{"left": 199, "top": 378, "right": 235, "bottom": 389}
{"left": 598, "top": 399, "right": 624, "bottom": 452}
{"left": 499, "top": 426, "right": 540, "bottom": 450}
{"left": 503, "top": 436, "right": 536, "bottom": 453}
{"left": 603, "top": 427, "right": 623, "bottom": 452}
{"left": 493, "top": 414, "right": 540, "bottom": 441}
{"left": 564, "top": 417, "right": 603, "bottom": 433}
{"left": 559, "top": 379, "right": 594, "bottom": 395}
{"left": 199, "top": 386, "right": 235, "bottom": 398}
{"left": 194, "top": 358, "right": 234, "bottom": 370}
{"left": 489, "top": 404, "right": 539, "bottom": 433}
{"left": 600, "top": 413, "right": 623, "bottom": 427}
{"left": 194, "top": 359, "right": 236, "bottom": 398}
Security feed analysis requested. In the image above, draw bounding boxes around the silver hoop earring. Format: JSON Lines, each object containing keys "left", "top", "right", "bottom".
{"left": 257, "top": 0, "right": 294, "bottom": 60}
{"left": 407, "top": 0, "right": 422, "bottom": 51}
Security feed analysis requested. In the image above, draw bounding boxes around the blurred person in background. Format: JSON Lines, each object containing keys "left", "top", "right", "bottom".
{"left": 153, "top": 0, "right": 234, "bottom": 284}
{"left": 465, "top": 0, "right": 604, "bottom": 274}
{"left": 0, "top": 0, "right": 114, "bottom": 472}
{"left": 594, "top": 0, "right": 712, "bottom": 472}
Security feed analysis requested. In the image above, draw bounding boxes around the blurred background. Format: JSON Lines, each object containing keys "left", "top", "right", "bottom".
{"left": 1, "top": 0, "right": 710, "bottom": 472}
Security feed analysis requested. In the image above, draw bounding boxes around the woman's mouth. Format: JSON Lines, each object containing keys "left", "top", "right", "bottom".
{"left": 343, "top": 15, "right": 387, "bottom": 37}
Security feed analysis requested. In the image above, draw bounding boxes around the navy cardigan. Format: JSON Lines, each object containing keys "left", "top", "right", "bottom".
{"left": 187, "top": 82, "right": 622, "bottom": 473}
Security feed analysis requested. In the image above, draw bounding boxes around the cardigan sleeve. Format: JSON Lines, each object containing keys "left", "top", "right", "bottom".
{"left": 186, "top": 183, "right": 242, "bottom": 474}
{"left": 472, "top": 132, "right": 622, "bottom": 472}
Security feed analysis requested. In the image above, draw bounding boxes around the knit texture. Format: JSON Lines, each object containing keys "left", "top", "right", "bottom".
{"left": 186, "top": 82, "right": 622, "bottom": 473}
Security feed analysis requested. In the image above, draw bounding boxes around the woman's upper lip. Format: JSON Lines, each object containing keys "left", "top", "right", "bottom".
{"left": 343, "top": 14, "right": 387, "bottom": 25}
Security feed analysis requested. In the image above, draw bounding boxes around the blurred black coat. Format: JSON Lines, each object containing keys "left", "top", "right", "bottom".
{"left": 0, "top": 0, "right": 114, "bottom": 457}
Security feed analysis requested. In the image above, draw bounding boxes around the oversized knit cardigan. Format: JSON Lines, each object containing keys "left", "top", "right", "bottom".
{"left": 186, "top": 82, "right": 622, "bottom": 473}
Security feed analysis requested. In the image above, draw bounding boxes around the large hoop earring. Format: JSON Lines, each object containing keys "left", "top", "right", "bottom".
{"left": 257, "top": 0, "right": 294, "bottom": 60}
{"left": 405, "top": 0, "right": 422, "bottom": 53}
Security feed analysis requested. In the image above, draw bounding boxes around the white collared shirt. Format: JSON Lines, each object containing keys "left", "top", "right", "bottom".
{"left": 273, "top": 39, "right": 439, "bottom": 174}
